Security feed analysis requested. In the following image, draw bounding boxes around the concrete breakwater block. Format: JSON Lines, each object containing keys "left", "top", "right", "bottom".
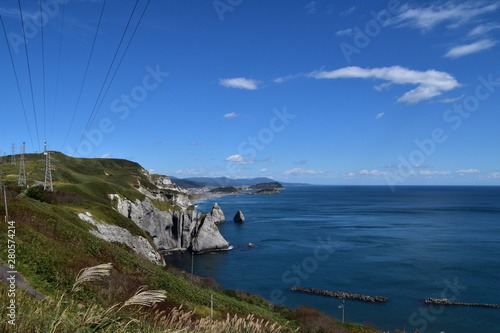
{"left": 291, "top": 286, "right": 388, "bottom": 303}
{"left": 425, "top": 298, "right": 500, "bottom": 308}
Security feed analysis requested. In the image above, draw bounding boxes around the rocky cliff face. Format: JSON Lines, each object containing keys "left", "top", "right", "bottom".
{"left": 78, "top": 212, "right": 165, "bottom": 265}
{"left": 208, "top": 203, "right": 225, "bottom": 224}
{"left": 108, "top": 175, "right": 229, "bottom": 254}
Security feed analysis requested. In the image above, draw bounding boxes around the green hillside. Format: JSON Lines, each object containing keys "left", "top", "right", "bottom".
{"left": 0, "top": 152, "right": 380, "bottom": 332}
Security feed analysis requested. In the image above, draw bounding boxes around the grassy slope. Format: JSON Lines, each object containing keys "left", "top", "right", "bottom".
{"left": 0, "top": 153, "right": 380, "bottom": 332}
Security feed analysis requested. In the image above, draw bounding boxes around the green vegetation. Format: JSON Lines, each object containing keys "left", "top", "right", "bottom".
{"left": 209, "top": 186, "right": 239, "bottom": 194}
{"left": 0, "top": 152, "right": 381, "bottom": 332}
{"left": 249, "top": 182, "right": 284, "bottom": 190}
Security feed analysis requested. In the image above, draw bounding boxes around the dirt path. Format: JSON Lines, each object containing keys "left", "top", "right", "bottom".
{"left": 0, "top": 258, "right": 44, "bottom": 299}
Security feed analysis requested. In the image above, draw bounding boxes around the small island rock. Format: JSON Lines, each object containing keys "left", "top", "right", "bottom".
{"left": 210, "top": 203, "right": 225, "bottom": 224}
{"left": 233, "top": 210, "right": 245, "bottom": 223}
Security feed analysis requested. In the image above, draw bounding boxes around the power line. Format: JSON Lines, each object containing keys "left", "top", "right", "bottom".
{"left": 18, "top": 0, "right": 41, "bottom": 152}
{"left": 50, "top": 2, "right": 66, "bottom": 143}
{"left": 74, "top": 0, "right": 151, "bottom": 155}
{"left": 89, "top": 0, "right": 152, "bottom": 131}
{"left": 40, "top": 0, "right": 47, "bottom": 140}
{"left": 0, "top": 10, "right": 35, "bottom": 152}
{"left": 60, "top": 0, "right": 108, "bottom": 150}
{"left": 75, "top": 0, "right": 140, "bottom": 152}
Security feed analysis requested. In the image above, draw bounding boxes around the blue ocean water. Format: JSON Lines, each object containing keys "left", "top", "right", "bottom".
{"left": 164, "top": 186, "right": 500, "bottom": 332}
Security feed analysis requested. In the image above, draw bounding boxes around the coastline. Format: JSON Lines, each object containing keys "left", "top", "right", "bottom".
{"left": 190, "top": 192, "right": 241, "bottom": 203}
{"left": 166, "top": 185, "right": 500, "bottom": 333}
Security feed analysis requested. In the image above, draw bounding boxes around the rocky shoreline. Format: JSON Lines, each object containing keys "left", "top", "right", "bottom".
{"left": 424, "top": 298, "right": 500, "bottom": 308}
{"left": 291, "top": 286, "right": 388, "bottom": 303}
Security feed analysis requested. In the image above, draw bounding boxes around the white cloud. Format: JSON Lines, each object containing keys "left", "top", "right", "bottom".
{"left": 386, "top": 163, "right": 428, "bottom": 169}
{"left": 219, "top": 78, "right": 259, "bottom": 90}
{"left": 335, "top": 28, "right": 354, "bottom": 36}
{"left": 456, "top": 169, "right": 480, "bottom": 175}
{"left": 344, "top": 172, "right": 357, "bottom": 177}
{"left": 468, "top": 23, "right": 500, "bottom": 37}
{"left": 309, "top": 66, "right": 461, "bottom": 104}
{"left": 342, "top": 169, "right": 387, "bottom": 177}
{"left": 376, "top": 112, "right": 385, "bottom": 119}
{"left": 176, "top": 168, "right": 206, "bottom": 175}
{"left": 359, "top": 169, "right": 387, "bottom": 176}
{"left": 340, "top": 6, "right": 356, "bottom": 16}
{"left": 225, "top": 154, "right": 254, "bottom": 164}
{"left": 305, "top": 1, "right": 317, "bottom": 15}
{"left": 260, "top": 168, "right": 268, "bottom": 172}
{"left": 223, "top": 112, "right": 239, "bottom": 119}
{"left": 444, "top": 39, "right": 497, "bottom": 58}
{"left": 437, "top": 94, "right": 465, "bottom": 103}
{"left": 101, "top": 153, "right": 112, "bottom": 158}
{"left": 282, "top": 168, "right": 323, "bottom": 176}
{"left": 273, "top": 73, "right": 303, "bottom": 83}
{"left": 415, "top": 170, "right": 451, "bottom": 176}
{"left": 394, "top": 2, "right": 500, "bottom": 31}
{"left": 488, "top": 172, "right": 500, "bottom": 179}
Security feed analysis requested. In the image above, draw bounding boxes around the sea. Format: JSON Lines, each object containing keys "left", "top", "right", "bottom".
{"left": 164, "top": 186, "right": 500, "bottom": 333}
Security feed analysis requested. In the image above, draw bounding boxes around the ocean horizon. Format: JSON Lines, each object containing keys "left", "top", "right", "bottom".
{"left": 165, "top": 185, "right": 500, "bottom": 332}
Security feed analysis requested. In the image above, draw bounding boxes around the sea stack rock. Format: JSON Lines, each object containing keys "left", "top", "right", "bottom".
{"left": 210, "top": 203, "right": 225, "bottom": 224}
{"left": 233, "top": 210, "right": 245, "bottom": 223}
{"left": 190, "top": 214, "right": 229, "bottom": 253}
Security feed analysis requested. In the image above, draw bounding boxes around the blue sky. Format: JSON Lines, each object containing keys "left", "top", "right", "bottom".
{"left": 1, "top": 0, "right": 499, "bottom": 185}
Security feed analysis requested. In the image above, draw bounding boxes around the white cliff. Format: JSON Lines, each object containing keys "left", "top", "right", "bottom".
{"left": 108, "top": 178, "right": 229, "bottom": 254}
{"left": 78, "top": 212, "right": 164, "bottom": 265}
{"left": 208, "top": 203, "right": 225, "bottom": 224}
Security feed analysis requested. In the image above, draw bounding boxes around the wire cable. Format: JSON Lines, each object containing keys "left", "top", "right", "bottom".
{"left": 60, "top": 0, "right": 108, "bottom": 150}
{"left": 74, "top": 0, "right": 149, "bottom": 155}
{"left": 89, "top": 0, "right": 152, "bottom": 130}
{"left": 0, "top": 11, "right": 35, "bottom": 152}
{"left": 18, "top": 0, "right": 41, "bottom": 152}
{"left": 50, "top": 2, "right": 66, "bottom": 142}
{"left": 40, "top": 0, "right": 47, "bottom": 140}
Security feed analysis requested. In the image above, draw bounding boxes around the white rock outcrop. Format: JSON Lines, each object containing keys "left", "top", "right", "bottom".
{"left": 208, "top": 203, "right": 225, "bottom": 224}
{"left": 109, "top": 194, "right": 229, "bottom": 253}
{"left": 78, "top": 212, "right": 164, "bottom": 265}
{"left": 190, "top": 213, "right": 229, "bottom": 252}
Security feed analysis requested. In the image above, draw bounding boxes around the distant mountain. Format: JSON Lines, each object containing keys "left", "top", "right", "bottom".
{"left": 249, "top": 182, "right": 285, "bottom": 190}
{"left": 169, "top": 177, "right": 208, "bottom": 188}
{"left": 170, "top": 176, "right": 309, "bottom": 188}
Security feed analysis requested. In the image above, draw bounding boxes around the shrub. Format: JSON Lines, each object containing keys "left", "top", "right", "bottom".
{"left": 26, "top": 186, "right": 44, "bottom": 201}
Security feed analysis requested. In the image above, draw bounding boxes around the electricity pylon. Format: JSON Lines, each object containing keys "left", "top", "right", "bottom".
{"left": 10, "top": 143, "right": 16, "bottom": 166}
{"left": 18, "top": 142, "right": 26, "bottom": 187}
{"left": 43, "top": 140, "right": 53, "bottom": 192}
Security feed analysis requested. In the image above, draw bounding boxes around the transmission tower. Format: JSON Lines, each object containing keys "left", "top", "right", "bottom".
{"left": 43, "top": 140, "right": 53, "bottom": 192}
{"left": 18, "top": 142, "right": 27, "bottom": 187}
{"left": 10, "top": 143, "right": 16, "bottom": 166}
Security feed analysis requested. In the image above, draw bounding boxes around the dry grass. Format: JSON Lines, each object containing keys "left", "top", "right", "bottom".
{"left": 3, "top": 263, "right": 290, "bottom": 333}
{"left": 0, "top": 261, "right": 382, "bottom": 333}
{"left": 151, "top": 306, "right": 290, "bottom": 333}
{"left": 72, "top": 263, "right": 113, "bottom": 292}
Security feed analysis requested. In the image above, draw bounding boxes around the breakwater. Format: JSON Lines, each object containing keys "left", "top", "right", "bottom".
{"left": 291, "top": 286, "right": 388, "bottom": 303}
{"left": 425, "top": 298, "right": 500, "bottom": 308}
